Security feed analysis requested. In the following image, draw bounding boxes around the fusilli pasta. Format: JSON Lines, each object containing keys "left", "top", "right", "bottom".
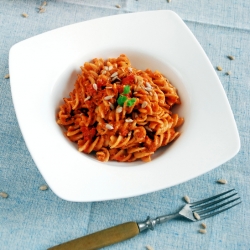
{"left": 57, "top": 54, "right": 184, "bottom": 162}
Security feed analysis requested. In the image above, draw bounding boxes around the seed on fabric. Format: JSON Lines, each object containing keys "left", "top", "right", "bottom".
{"left": 217, "top": 179, "right": 227, "bottom": 184}
{"left": 39, "top": 8, "right": 46, "bottom": 13}
{"left": 199, "top": 229, "right": 207, "bottom": 234}
{"left": 228, "top": 55, "right": 235, "bottom": 60}
{"left": 93, "top": 83, "right": 97, "bottom": 91}
{"left": 22, "top": 13, "right": 28, "bottom": 18}
{"left": 4, "top": 74, "right": 10, "bottom": 79}
{"left": 106, "top": 124, "right": 114, "bottom": 130}
{"left": 167, "top": 0, "right": 171, "bottom": 2}
{"left": 115, "top": 4, "right": 121, "bottom": 8}
{"left": 42, "top": 1, "right": 47, "bottom": 6}
{"left": 217, "top": 66, "right": 223, "bottom": 71}
{"left": 201, "top": 223, "right": 207, "bottom": 229}
{"left": 193, "top": 212, "right": 201, "bottom": 220}
{"left": 141, "top": 101, "right": 148, "bottom": 108}
{"left": 183, "top": 195, "right": 190, "bottom": 203}
{"left": 84, "top": 96, "right": 91, "bottom": 101}
{"left": 104, "top": 95, "right": 114, "bottom": 100}
{"left": 0, "top": 192, "right": 8, "bottom": 198}
{"left": 116, "top": 106, "right": 123, "bottom": 113}
{"left": 125, "top": 118, "right": 133, "bottom": 123}
{"left": 39, "top": 185, "right": 48, "bottom": 191}
{"left": 226, "top": 71, "right": 232, "bottom": 75}
{"left": 145, "top": 246, "right": 154, "bottom": 250}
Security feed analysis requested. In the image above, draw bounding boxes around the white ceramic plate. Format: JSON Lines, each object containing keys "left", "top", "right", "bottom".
{"left": 9, "top": 10, "right": 240, "bottom": 202}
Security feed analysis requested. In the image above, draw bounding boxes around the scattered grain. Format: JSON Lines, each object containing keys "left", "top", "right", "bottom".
{"left": 93, "top": 83, "right": 98, "bottom": 91}
{"left": 201, "top": 223, "right": 207, "bottom": 229}
{"left": 167, "top": 0, "right": 171, "bottom": 2}
{"left": 199, "top": 229, "right": 207, "bottom": 234}
{"left": 226, "top": 71, "right": 232, "bottom": 75}
{"left": 193, "top": 212, "right": 201, "bottom": 220}
{"left": 217, "top": 179, "right": 227, "bottom": 184}
{"left": 84, "top": 96, "right": 91, "bottom": 102}
{"left": 42, "top": 1, "right": 47, "bottom": 6}
{"left": 39, "top": 8, "right": 46, "bottom": 13}
{"left": 228, "top": 55, "right": 235, "bottom": 60}
{"left": 146, "top": 246, "right": 154, "bottom": 250}
{"left": 106, "top": 124, "right": 114, "bottom": 130}
{"left": 141, "top": 101, "right": 148, "bottom": 109}
{"left": 115, "top": 4, "right": 121, "bottom": 8}
{"left": 145, "top": 126, "right": 152, "bottom": 132}
{"left": 111, "top": 76, "right": 121, "bottom": 82}
{"left": 0, "top": 192, "right": 8, "bottom": 198}
{"left": 217, "top": 66, "right": 223, "bottom": 71}
{"left": 183, "top": 195, "right": 190, "bottom": 203}
{"left": 104, "top": 95, "right": 114, "bottom": 101}
{"left": 39, "top": 185, "right": 48, "bottom": 191}
{"left": 116, "top": 106, "right": 123, "bottom": 113}
{"left": 145, "top": 87, "right": 152, "bottom": 92}
{"left": 4, "top": 74, "right": 10, "bottom": 79}
{"left": 125, "top": 118, "right": 133, "bottom": 123}
{"left": 109, "top": 102, "right": 114, "bottom": 110}
{"left": 22, "top": 13, "right": 28, "bottom": 18}
{"left": 111, "top": 72, "right": 118, "bottom": 78}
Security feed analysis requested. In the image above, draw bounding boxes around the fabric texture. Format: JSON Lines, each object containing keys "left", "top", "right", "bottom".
{"left": 0, "top": 1, "right": 249, "bottom": 249}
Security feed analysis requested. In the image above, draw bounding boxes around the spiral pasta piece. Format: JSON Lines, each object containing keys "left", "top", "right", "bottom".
{"left": 57, "top": 54, "right": 184, "bottom": 162}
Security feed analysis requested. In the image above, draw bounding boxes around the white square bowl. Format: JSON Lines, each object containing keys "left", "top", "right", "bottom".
{"left": 9, "top": 10, "right": 240, "bottom": 202}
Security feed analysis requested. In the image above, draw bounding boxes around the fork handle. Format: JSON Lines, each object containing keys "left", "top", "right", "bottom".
{"left": 48, "top": 222, "right": 139, "bottom": 250}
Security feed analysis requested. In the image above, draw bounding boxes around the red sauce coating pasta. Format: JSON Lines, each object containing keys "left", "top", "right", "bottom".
{"left": 57, "top": 54, "right": 184, "bottom": 162}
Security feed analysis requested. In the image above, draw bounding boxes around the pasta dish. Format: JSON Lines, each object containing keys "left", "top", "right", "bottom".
{"left": 57, "top": 54, "right": 184, "bottom": 162}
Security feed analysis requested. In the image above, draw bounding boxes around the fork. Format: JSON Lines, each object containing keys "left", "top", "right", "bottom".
{"left": 48, "top": 189, "right": 241, "bottom": 250}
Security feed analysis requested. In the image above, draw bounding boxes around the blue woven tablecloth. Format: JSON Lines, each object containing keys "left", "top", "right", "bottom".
{"left": 1, "top": 1, "right": 249, "bottom": 249}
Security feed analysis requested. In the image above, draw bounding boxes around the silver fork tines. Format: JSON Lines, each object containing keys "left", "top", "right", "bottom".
{"left": 137, "top": 189, "right": 241, "bottom": 232}
{"left": 190, "top": 189, "right": 241, "bottom": 220}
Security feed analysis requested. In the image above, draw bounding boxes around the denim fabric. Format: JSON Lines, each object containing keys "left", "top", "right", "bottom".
{"left": 0, "top": 1, "right": 249, "bottom": 249}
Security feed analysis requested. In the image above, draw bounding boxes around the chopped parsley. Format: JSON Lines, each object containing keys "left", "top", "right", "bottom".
{"left": 123, "top": 85, "right": 130, "bottom": 94}
{"left": 117, "top": 85, "right": 136, "bottom": 107}
{"left": 127, "top": 98, "right": 136, "bottom": 107}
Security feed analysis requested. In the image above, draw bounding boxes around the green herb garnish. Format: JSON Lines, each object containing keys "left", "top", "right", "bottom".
{"left": 127, "top": 98, "right": 136, "bottom": 107}
{"left": 117, "top": 95, "right": 127, "bottom": 106}
{"left": 123, "top": 85, "right": 130, "bottom": 94}
{"left": 117, "top": 85, "right": 135, "bottom": 107}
